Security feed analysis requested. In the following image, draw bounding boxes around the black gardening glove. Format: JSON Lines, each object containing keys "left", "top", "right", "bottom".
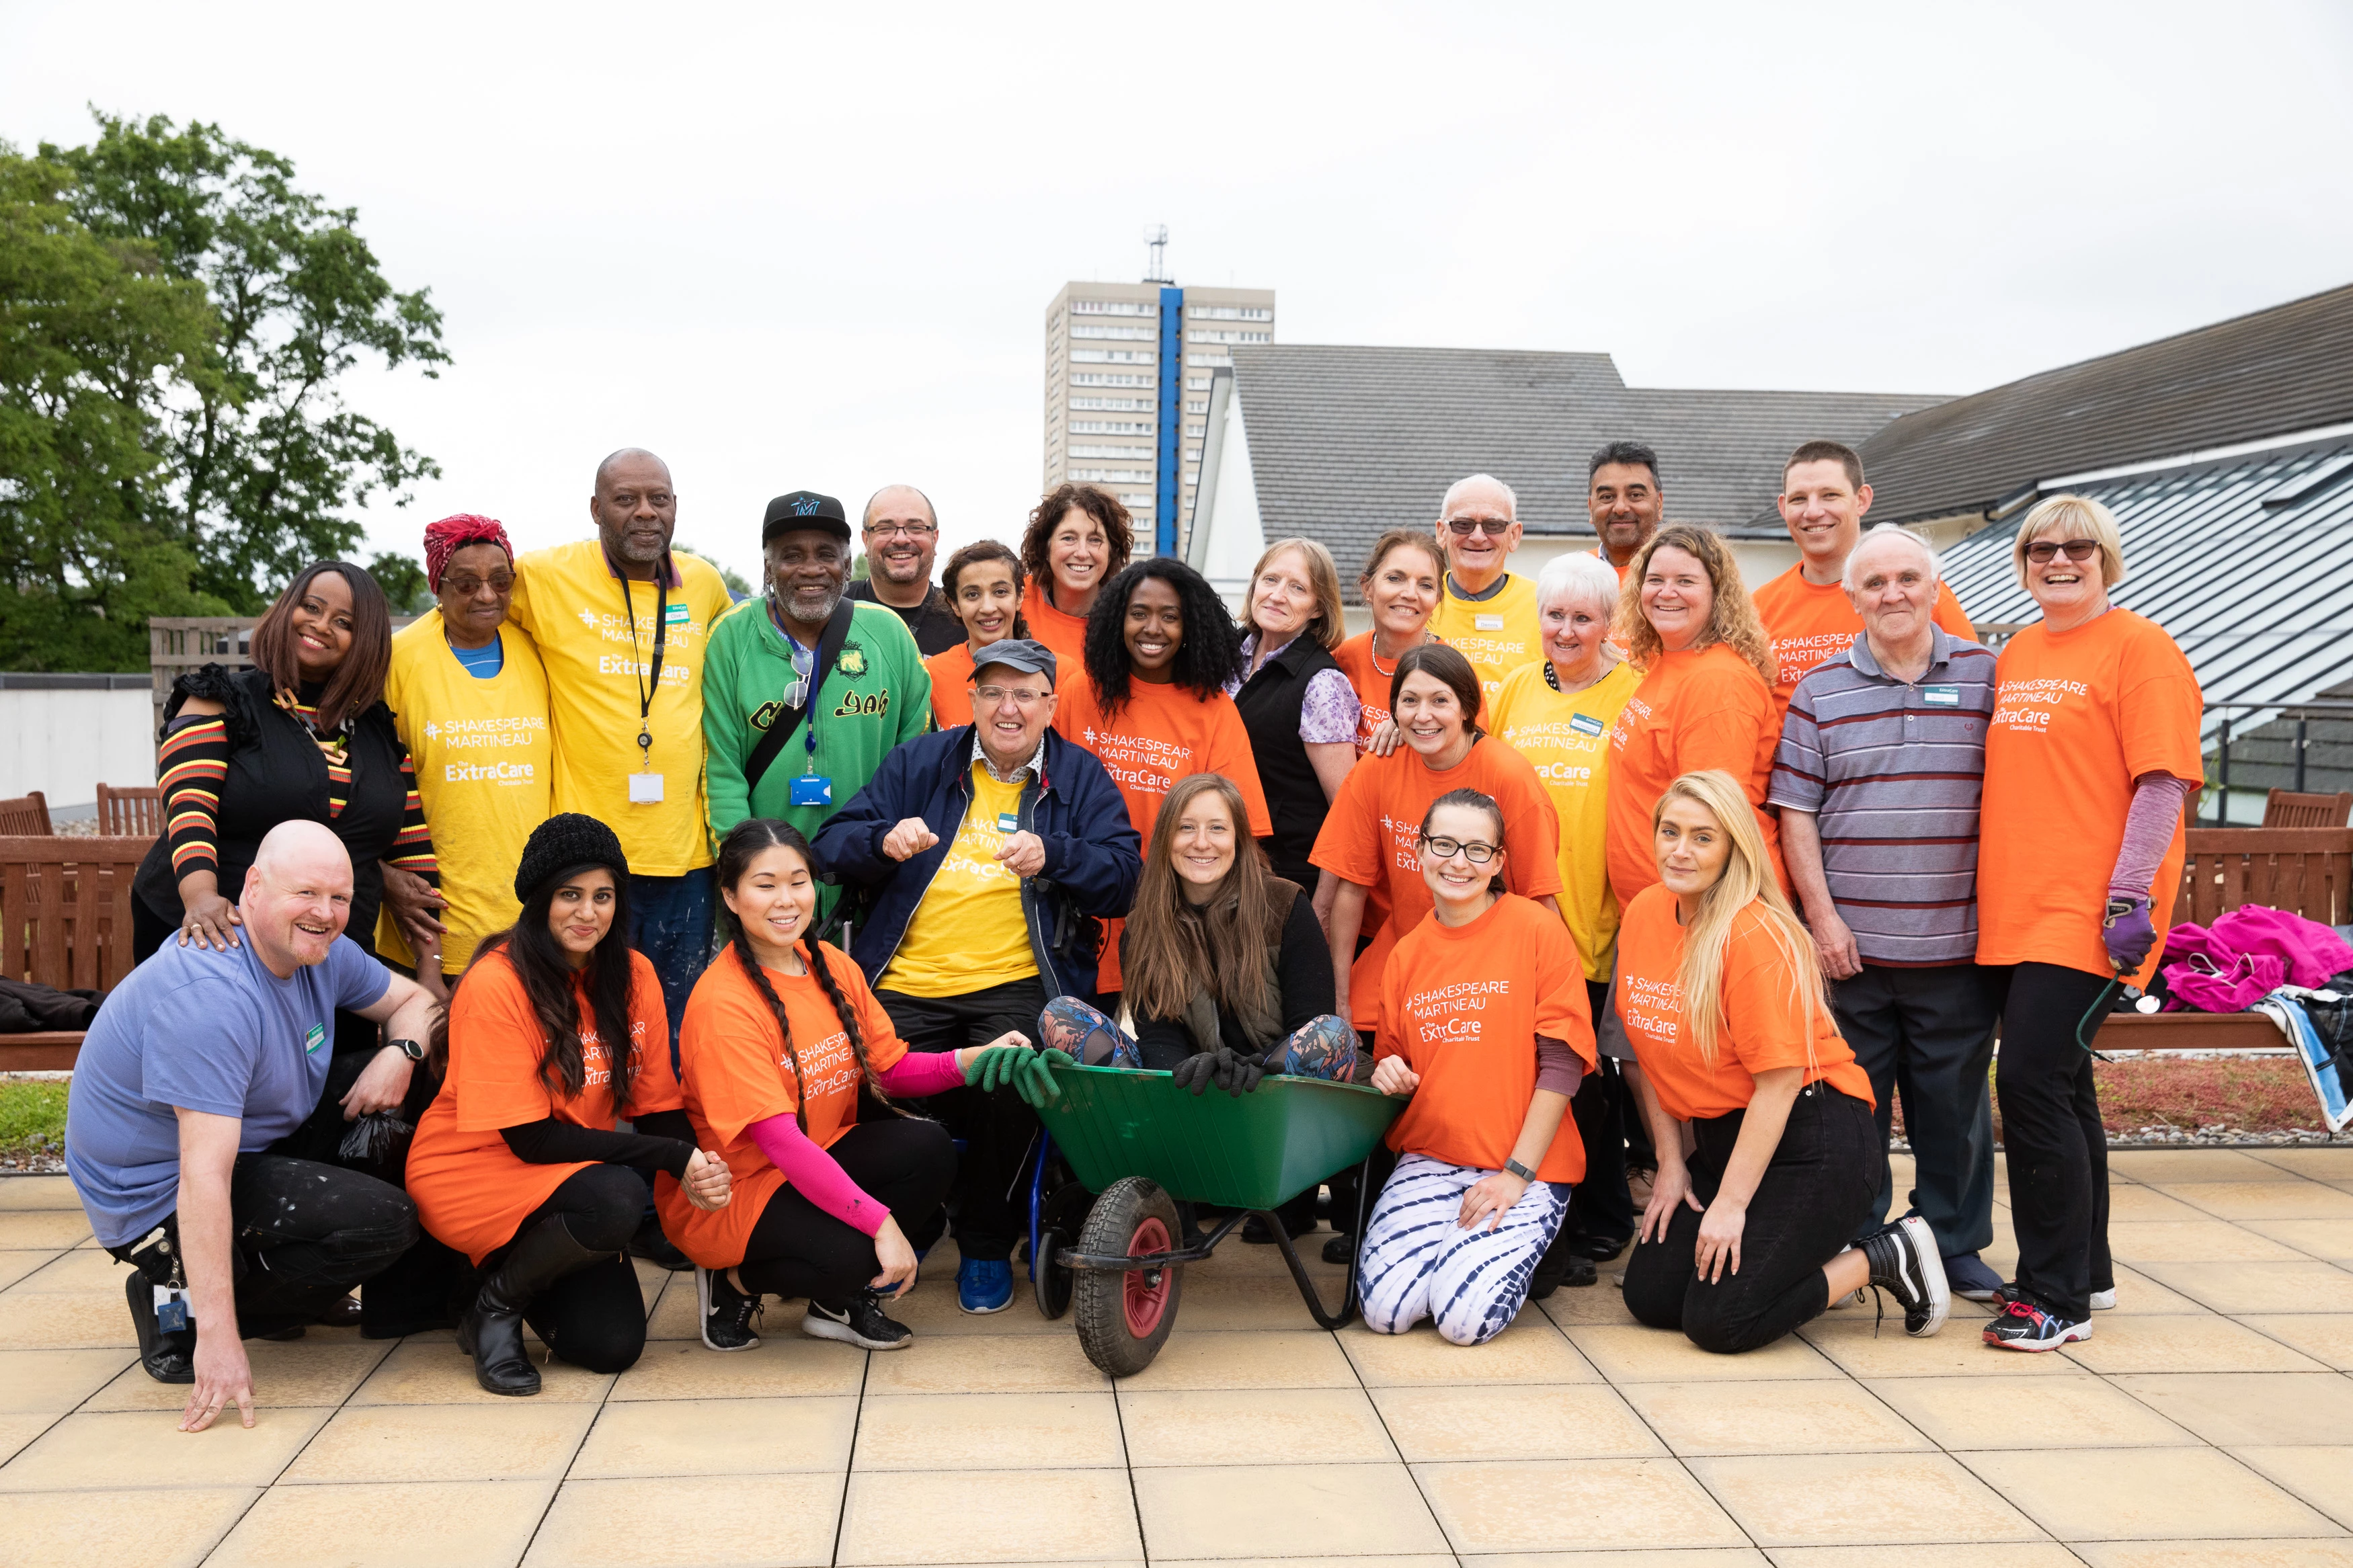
{"left": 1170, "top": 1050, "right": 1224, "bottom": 1096}
{"left": 1219, "top": 1049, "right": 1269, "bottom": 1097}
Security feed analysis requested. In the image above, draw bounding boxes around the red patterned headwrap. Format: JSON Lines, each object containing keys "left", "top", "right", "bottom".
{"left": 422, "top": 513, "right": 515, "bottom": 593}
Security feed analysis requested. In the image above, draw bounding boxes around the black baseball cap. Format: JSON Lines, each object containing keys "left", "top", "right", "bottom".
{"left": 762, "top": 491, "right": 850, "bottom": 543}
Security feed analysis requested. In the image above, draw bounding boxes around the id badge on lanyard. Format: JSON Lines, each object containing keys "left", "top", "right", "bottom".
{"left": 784, "top": 628, "right": 831, "bottom": 807}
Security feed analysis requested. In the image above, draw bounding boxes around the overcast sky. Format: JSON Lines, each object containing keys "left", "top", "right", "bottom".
{"left": 10, "top": 0, "right": 2352, "bottom": 587}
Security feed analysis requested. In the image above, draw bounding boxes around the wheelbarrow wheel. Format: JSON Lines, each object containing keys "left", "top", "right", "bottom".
{"left": 1072, "top": 1175, "right": 1183, "bottom": 1376}
{"left": 1033, "top": 1184, "right": 1093, "bottom": 1321}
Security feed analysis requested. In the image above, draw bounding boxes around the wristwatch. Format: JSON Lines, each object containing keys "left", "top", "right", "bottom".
{"left": 387, "top": 1038, "right": 426, "bottom": 1062}
{"left": 1503, "top": 1159, "right": 1538, "bottom": 1182}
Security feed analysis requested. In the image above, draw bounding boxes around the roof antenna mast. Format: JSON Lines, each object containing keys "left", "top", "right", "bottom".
{"left": 1143, "top": 224, "right": 1171, "bottom": 284}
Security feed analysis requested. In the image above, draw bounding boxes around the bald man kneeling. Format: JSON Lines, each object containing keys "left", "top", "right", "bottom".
{"left": 66, "top": 822, "right": 440, "bottom": 1430}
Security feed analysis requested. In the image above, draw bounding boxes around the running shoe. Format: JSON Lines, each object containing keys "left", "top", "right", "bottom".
{"left": 2089, "top": 1286, "right": 2118, "bottom": 1311}
{"left": 1943, "top": 1251, "right": 2005, "bottom": 1302}
{"left": 697, "top": 1266, "right": 762, "bottom": 1352}
{"left": 1862, "top": 1215, "right": 1950, "bottom": 1336}
{"left": 956, "top": 1256, "right": 1014, "bottom": 1314}
{"left": 804, "top": 1290, "right": 914, "bottom": 1350}
{"left": 1982, "top": 1296, "right": 2092, "bottom": 1351}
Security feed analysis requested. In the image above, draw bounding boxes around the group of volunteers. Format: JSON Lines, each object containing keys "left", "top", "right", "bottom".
{"left": 63, "top": 433, "right": 2202, "bottom": 1433}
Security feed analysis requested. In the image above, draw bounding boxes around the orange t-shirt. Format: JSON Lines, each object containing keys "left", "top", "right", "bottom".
{"left": 1310, "top": 736, "right": 1563, "bottom": 1028}
{"left": 1613, "top": 884, "right": 1873, "bottom": 1122}
{"left": 1020, "top": 579, "right": 1092, "bottom": 686}
{"left": 925, "top": 643, "right": 976, "bottom": 731}
{"left": 406, "top": 947, "right": 682, "bottom": 1265}
{"left": 1604, "top": 643, "right": 1784, "bottom": 906}
{"left": 657, "top": 942, "right": 912, "bottom": 1270}
{"left": 1055, "top": 677, "right": 1272, "bottom": 993}
{"left": 1752, "top": 563, "right": 1975, "bottom": 720}
{"left": 1330, "top": 631, "right": 1442, "bottom": 754}
{"left": 1976, "top": 610, "right": 2203, "bottom": 987}
{"left": 1375, "top": 893, "right": 1596, "bottom": 1181}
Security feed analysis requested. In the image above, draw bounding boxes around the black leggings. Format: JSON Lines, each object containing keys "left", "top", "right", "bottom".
{"left": 484, "top": 1164, "right": 649, "bottom": 1375}
{"left": 110, "top": 1154, "right": 418, "bottom": 1338}
{"left": 1990, "top": 962, "right": 2116, "bottom": 1321}
{"left": 735, "top": 1118, "right": 955, "bottom": 1307}
{"left": 1623, "top": 1084, "right": 1878, "bottom": 1354}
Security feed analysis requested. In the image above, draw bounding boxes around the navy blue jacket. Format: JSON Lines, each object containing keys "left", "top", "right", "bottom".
{"left": 811, "top": 725, "right": 1142, "bottom": 997}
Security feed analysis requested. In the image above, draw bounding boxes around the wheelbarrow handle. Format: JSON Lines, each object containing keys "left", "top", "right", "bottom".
{"left": 1262, "top": 1151, "right": 1377, "bottom": 1331}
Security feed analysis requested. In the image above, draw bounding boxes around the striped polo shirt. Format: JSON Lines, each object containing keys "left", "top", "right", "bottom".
{"left": 1767, "top": 625, "right": 1997, "bottom": 966}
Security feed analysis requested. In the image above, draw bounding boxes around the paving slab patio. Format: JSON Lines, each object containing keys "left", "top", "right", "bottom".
{"left": 0, "top": 1152, "right": 2347, "bottom": 1564}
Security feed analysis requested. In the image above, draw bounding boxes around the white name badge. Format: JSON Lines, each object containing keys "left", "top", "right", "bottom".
{"left": 1921, "top": 686, "right": 1961, "bottom": 708}
{"left": 1570, "top": 712, "right": 1606, "bottom": 737}
{"left": 628, "top": 772, "right": 666, "bottom": 803}
{"left": 997, "top": 813, "right": 1021, "bottom": 833}
{"left": 1475, "top": 614, "right": 1505, "bottom": 632}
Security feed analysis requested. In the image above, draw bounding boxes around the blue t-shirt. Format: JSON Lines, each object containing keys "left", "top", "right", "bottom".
{"left": 65, "top": 934, "right": 391, "bottom": 1247}
{"left": 449, "top": 632, "right": 504, "bottom": 679}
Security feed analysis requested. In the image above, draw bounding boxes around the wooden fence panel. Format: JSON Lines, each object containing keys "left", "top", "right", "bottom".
{"left": 0, "top": 835, "right": 151, "bottom": 995}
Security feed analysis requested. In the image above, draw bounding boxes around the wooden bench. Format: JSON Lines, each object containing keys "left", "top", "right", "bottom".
{"left": 2101, "top": 825, "right": 2352, "bottom": 1050}
{"left": 0, "top": 835, "right": 151, "bottom": 1069}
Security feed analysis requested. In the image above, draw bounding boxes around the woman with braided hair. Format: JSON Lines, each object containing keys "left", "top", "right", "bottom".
{"left": 666, "top": 819, "right": 1066, "bottom": 1352}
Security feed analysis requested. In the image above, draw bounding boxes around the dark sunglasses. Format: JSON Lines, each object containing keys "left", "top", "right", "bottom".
{"left": 2023, "top": 538, "right": 2100, "bottom": 565}
{"left": 1443, "top": 517, "right": 1511, "bottom": 537}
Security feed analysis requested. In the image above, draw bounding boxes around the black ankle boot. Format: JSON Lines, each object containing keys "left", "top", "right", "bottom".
{"left": 456, "top": 1215, "right": 602, "bottom": 1396}
{"left": 126, "top": 1269, "right": 196, "bottom": 1384}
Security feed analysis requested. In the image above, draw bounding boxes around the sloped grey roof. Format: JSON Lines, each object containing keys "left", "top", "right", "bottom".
{"left": 1941, "top": 438, "right": 2353, "bottom": 737}
{"left": 1852, "top": 282, "right": 2353, "bottom": 526}
{"left": 1222, "top": 344, "right": 1940, "bottom": 589}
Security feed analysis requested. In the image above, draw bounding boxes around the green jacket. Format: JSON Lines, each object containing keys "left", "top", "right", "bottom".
{"left": 703, "top": 597, "right": 932, "bottom": 884}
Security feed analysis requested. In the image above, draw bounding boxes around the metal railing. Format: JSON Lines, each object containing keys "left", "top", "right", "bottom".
{"left": 2202, "top": 699, "right": 2353, "bottom": 824}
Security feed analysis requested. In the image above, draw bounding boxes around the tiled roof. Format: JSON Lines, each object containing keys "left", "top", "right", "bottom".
{"left": 1223, "top": 344, "right": 1940, "bottom": 589}
{"left": 1852, "top": 281, "right": 2353, "bottom": 526}
{"left": 1942, "top": 437, "right": 2353, "bottom": 731}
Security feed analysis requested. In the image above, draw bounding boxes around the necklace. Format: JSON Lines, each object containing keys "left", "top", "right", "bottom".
{"left": 1369, "top": 630, "right": 1420, "bottom": 677}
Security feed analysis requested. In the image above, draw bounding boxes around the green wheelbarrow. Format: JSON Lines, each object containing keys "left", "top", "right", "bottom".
{"left": 1028, "top": 1058, "right": 1403, "bottom": 1376}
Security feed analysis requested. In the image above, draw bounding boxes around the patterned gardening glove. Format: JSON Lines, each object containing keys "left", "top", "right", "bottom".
{"left": 969, "top": 1046, "right": 1073, "bottom": 1107}
{"left": 2102, "top": 895, "right": 2155, "bottom": 971}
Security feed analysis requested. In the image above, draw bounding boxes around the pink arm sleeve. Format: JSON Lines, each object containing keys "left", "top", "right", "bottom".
{"left": 2110, "top": 773, "right": 2195, "bottom": 898}
{"left": 747, "top": 1114, "right": 888, "bottom": 1237}
{"left": 875, "top": 1050, "right": 967, "bottom": 1097}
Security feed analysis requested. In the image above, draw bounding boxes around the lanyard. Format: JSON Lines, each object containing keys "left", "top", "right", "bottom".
{"left": 620, "top": 573, "right": 670, "bottom": 767}
{"left": 780, "top": 622, "right": 821, "bottom": 774}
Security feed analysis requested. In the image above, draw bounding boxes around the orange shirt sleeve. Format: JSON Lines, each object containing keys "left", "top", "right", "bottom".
{"left": 625, "top": 951, "right": 684, "bottom": 1115}
{"left": 1311, "top": 761, "right": 1386, "bottom": 889}
{"left": 1203, "top": 698, "right": 1274, "bottom": 835}
{"left": 681, "top": 966, "right": 799, "bottom": 1146}
{"left": 1931, "top": 583, "right": 1974, "bottom": 641}
{"left": 1531, "top": 917, "right": 1597, "bottom": 1070}
{"left": 446, "top": 956, "right": 559, "bottom": 1134}
{"left": 2116, "top": 620, "right": 2206, "bottom": 784}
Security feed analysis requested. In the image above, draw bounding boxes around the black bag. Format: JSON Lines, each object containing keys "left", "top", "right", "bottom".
{"left": 2304, "top": 968, "right": 2353, "bottom": 1085}
{"left": 0, "top": 977, "right": 103, "bottom": 1034}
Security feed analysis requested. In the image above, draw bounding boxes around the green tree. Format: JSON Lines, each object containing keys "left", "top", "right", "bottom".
{"left": 44, "top": 110, "right": 448, "bottom": 612}
{"left": 676, "top": 543, "right": 754, "bottom": 598}
{"left": 366, "top": 550, "right": 433, "bottom": 615}
{"left": 0, "top": 145, "right": 229, "bottom": 669}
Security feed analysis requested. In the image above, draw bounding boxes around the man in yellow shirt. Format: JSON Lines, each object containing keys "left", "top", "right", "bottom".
{"left": 376, "top": 515, "right": 552, "bottom": 991}
{"left": 1425, "top": 472, "right": 1541, "bottom": 704}
{"left": 506, "top": 449, "right": 735, "bottom": 1048}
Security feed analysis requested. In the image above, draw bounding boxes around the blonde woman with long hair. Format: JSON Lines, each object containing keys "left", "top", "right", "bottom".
{"left": 1602, "top": 524, "right": 1786, "bottom": 906}
{"left": 1616, "top": 771, "right": 1948, "bottom": 1353}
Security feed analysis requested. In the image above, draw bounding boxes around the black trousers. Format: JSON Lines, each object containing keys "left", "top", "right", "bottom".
{"left": 482, "top": 1164, "right": 650, "bottom": 1374}
{"left": 736, "top": 1118, "right": 957, "bottom": 1305}
{"left": 1563, "top": 979, "right": 1635, "bottom": 1246}
{"left": 1623, "top": 1084, "right": 1878, "bottom": 1354}
{"left": 110, "top": 1154, "right": 418, "bottom": 1338}
{"left": 1989, "top": 961, "right": 2116, "bottom": 1321}
{"left": 1831, "top": 962, "right": 2000, "bottom": 1257}
{"left": 879, "top": 977, "right": 1048, "bottom": 1262}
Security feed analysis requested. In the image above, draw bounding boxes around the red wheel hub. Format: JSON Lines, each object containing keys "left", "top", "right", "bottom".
{"left": 1122, "top": 1216, "right": 1172, "bottom": 1336}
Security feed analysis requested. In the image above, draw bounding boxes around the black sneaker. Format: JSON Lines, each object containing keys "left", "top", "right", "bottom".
{"left": 1528, "top": 1231, "right": 1599, "bottom": 1300}
{"left": 1982, "top": 1295, "right": 2091, "bottom": 1352}
{"left": 1861, "top": 1215, "right": 1950, "bottom": 1337}
{"left": 126, "top": 1270, "right": 195, "bottom": 1384}
{"left": 803, "top": 1290, "right": 914, "bottom": 1351}
{"left": 1322, "top": 1233, "right": 1355, "bottom": 1266}
{"left": 697, "top": 1266, "right": 761, "bottom": 1352}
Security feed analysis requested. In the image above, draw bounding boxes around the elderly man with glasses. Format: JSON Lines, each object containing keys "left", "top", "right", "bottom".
{"left": 1426, "top": 472, "right": 1542, "bottom": 703}
{"left": 813, "top": 638, "right": 1142, "bottom": 1313}
{"left": 848, "top": 484, "right": 965, "bottom": 655}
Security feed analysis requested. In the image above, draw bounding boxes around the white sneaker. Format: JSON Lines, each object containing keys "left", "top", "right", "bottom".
{"left": 2089, "top": 1287, "right": 2117, "bottom": 1311}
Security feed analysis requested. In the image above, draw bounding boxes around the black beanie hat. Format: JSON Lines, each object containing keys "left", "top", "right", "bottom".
{"left": 512, "top": 813, "right": 629, "bottom": 902}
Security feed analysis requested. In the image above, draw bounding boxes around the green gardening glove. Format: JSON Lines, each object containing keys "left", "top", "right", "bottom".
{"left": 969, "top": 1045, "right": 1074, "bottom": 1107}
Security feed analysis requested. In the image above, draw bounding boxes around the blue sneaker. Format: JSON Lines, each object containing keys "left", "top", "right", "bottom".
{"left": 956, "top": 1256, "right": 1014, "bottom": 1314}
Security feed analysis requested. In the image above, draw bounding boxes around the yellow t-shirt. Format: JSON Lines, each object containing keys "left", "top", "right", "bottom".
{"left": 1490, "top": 657, "right": 1642, "bottom": 983}
{"left": 374, "top": 612, "right": 553, "bottom": 974}
{"left": 879, "top": 766, "right": 1037, "bottom": 998}
{"left": 1427, "top": 571, "right": 1540, "bottom": 705}
{"left": 506, "top": 542, "right": 735, "bottom": 877}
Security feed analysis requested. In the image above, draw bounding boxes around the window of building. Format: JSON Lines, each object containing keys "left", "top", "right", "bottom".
{"left": 1185, "top": 423, "right": 1205, "bottom": 437}
{"left": 1071, "top": 349, "right": 1153, "bottom": 365}
{"left": 1185, "top": 448, "right": 1203, "bottom": 461}
{"left": 1070, "top": 299, "right": 1156, "bottom": 317}
{"left": 1185, "top": 329, "right": 1271, "bottom": 345}
{"left": 1070, "top": 419, "right": 1152, "bottom": 434}
{"left": 1068, "top": 444, "right": 1153, "bottom": 459}
{"left": 1070, "top": 324, "right": 1155, "bottom": 341}
{"left": 1184, "top": 304, "right": 1273, "bottom": 321}
{"left": 1072, "top": 372, "right": 1154, "bottom": 388}
{"left": 1185, "top": 399, "right": 1207, "bottom": 413}
{"left": 1185, "top": 378, "right": 1211, "bottom": 390}
{"left": 1067, "top": 467, "right": 1154, "bottom": 483}
{"left": 1070, "top": 395, "right": 1152, "bottom": 409}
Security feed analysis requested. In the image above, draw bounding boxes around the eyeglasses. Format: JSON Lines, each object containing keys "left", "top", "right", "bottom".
{"left": 1419, "top": 835, "right": 1500, "bottom": 864}
{"left": 867, "top": 522, "right": 936, "bottom": 539}
{"left": 974, "top": 686, "right": 1049, "bottom": 708}
{"left": 1442, "top": 517, "right": 1511, "bottom": 537}
{"left": 443, "top": 573, "right": 514, "bottom": 595}
{"left": 2023, "top": 538, "right": 2100, "bottom": 565}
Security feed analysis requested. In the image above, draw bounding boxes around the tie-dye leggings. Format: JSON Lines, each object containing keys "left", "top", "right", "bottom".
{"left": 1358, "top": 1153, "right": 1571, "bottom": 1346}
